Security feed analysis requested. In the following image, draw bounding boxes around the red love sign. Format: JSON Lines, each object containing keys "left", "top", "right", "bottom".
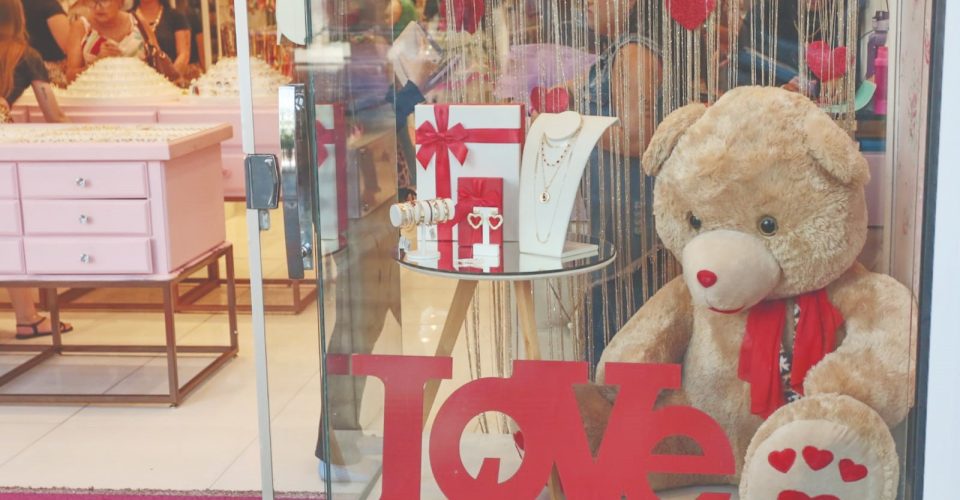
{"left": 807, "top": 41, "right": 848, "bottom": 82}
{"left": 667, "top": 0, "right": 717, "bottom": 30}
{"left": 530, "top": 86, "right": 570, "bottom": 114}
{"left": 334, "top": 355, "right": 735, "bottom": 498}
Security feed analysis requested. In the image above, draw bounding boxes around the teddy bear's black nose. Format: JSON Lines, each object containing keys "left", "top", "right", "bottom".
{"left": 697, "top": 270, "right": 718, "bottom": 288}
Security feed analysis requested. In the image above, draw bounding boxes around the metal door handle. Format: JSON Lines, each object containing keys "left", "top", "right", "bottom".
{"left": 278, "top": 84, "right": 315, "bottom": 279}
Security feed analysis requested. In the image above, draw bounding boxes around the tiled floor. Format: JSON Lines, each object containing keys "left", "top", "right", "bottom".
{"left": 0, "top": 206, "right": 737, "bottom": 499}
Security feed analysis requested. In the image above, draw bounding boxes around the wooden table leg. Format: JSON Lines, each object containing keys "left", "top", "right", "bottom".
{"left": 225, "top": 246, "right": 239, "bottom": 352}
{"left": 513, "top": 280, "right": 566, "bottom": 499}
{"left": 422, "top": 279, "right": 478, "bottom": 427}
{"left": 162, "top": 284, "right": 180, "bottom": 406}
{"left": 48, "top": 287, "right": 63, "bottom": 352}
{"left": 513, "top": 280, "right": 541, "bottom": 361}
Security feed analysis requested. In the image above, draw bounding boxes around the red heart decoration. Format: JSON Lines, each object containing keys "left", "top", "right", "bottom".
{"left": 768, "top": 448, "right": 797, "bottom": 473}
{"left": 802, "top": 446, "right": 835, "bottom": 471}
{"left": 666, "top": 0, "right": 717, "bottom": 31}
{"left": 839, "top": 458, "right": 869, "bottom": 482}
{"left": 513, "top": 431, "right": 525, "bottom": 451}
{"left": 530, "top": 86, "right": 570, "bottom": 114}
{"left": 807, "top": 41, "right": 848, "bottom": 82}
{"left": 778, "top": 491, "right": 839, "bottom": 500}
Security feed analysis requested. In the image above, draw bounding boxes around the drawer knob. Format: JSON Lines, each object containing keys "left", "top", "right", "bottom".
{"left": 78, "top": 214, "right": 89, "bottom": 224}
{"left": 80, "top": 253, "right": 91, "bottom": 264}
{"left": 75, "top": 177, "right": 87, "bottom": 188}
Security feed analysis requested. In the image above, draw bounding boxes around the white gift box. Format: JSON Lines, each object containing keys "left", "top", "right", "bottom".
{"left": 414, "top": 103, "right": 525, "bottom": 241}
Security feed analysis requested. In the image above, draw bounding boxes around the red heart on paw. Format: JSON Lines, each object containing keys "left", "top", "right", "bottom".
{"left": 530, "top": 86, "right": 570, "bottom": 114}
{"left": 768, "top": 448, "right": 797, "bottom": 473}
{"left": 807, "top": 41, "right": 848, "bottom": 82}
{"left": 666, "top": 0, "right": 717, "bottom": 31}
{"left": 778, "top": 491, "right": 839, "bottom": 500}
{"left": 839, "top": 458, "right": 869, "bottom": 482}
{"left": 802, "top": 446, "right": 834, "bottom": 471}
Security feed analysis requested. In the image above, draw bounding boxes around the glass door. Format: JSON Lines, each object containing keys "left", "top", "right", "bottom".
{"left": 236, "top": 0, "right": 398, "bottom": 497}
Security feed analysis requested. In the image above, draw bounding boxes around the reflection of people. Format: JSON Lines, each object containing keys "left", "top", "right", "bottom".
{"left": 314, "top": 202, "right": 400, "bottom": 479}
{"left": 581, "top": 0, "right": 664, "bottom": 362}
{"left": 65, "top": 0, "right": 147, "bottom": 80}
{"left": 387, "top": 0, "right": 417, "bottom": 39}
{"left": 131, "top": 0, "right": 191, "bottom": 74}
{"left": 20, "top": 0, "right": 72, "bottom": 86}
{"left": 579, "top": 0, "right": 746, "bottom": 364}
{"left": 1, "top": 0, "right": 67, "bottom": 121}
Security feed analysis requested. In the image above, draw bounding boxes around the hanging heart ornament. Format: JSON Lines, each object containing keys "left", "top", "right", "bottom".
{"left": 667, "top": 0, "right": 717, "bottom": 31}
{"left": 467, "top": 213, "right": 484, "bottom": 229}
{"left": 807, "top": 41, "right": 848, "bottom": 82}
{"left": 530, "top": 86, "right": 570, "bottom": 114}
{"left": 488, "top": 214, "right": 504, "bottom": 230}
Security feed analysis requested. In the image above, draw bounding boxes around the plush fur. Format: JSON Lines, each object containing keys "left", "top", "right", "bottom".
{"left": 596, "top": 86, "right": 915, "bottom": 499}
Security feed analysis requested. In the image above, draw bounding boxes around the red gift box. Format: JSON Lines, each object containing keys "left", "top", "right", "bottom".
{"left": 456, "top": 177, "right": 503, "bottom": 246}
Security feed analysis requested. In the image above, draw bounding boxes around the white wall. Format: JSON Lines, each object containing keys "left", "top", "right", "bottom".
{"left": 922, "top": 0, "right": 960, "bottom": 496}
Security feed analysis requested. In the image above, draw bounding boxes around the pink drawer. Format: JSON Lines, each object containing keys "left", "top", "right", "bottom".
{"left": 22, "top": 200, "right": 150, "bottom": 236}
{"left": 24, "top": 238, "right": 153, "bottom": 274}
{"left": 0, "top": 200, "right": 21, "bottom": 235}
{"left": 0, "top": 238, "right": 24, "bottom": 274}
{"left": 18, "top": 162, "right": 148, "bottom": 199}
{"left": 0, "top": 163, "right": 16, "bottom": 198}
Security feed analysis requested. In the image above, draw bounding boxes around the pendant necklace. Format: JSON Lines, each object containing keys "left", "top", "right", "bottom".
{"left": 534, "top": 121, "right": 583, "bottom": 243}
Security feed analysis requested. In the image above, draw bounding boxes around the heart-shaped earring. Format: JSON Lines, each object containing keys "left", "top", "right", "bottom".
{"left": 488, "top": 214, "right": 504, "bottom": 230}
{"left": 467, "top": 213, "right": 483, "bottom": 229}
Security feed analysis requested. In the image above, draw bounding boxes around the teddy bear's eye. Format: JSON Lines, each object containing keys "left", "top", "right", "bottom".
{"left": 688, "top": 213, "right": 702, "bottom": 231}
{"left": 758, "top": 215, "right": 779, "bottom": 236}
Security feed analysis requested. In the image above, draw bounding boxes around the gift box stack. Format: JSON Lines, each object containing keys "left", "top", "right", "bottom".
{"left": 414, "top": 103, "right": 524, "bottom": 270}
{"left": 415, "top": 104, "right": 524, "bottom": 259}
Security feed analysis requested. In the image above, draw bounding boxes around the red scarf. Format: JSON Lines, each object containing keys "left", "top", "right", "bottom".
{"left": 737, "top": 289, "right": 844, "bottom": 418}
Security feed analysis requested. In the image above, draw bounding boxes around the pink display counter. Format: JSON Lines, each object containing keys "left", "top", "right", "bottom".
{"left": 0, "top": 123, "right": 231, "bottom": 279}
{"left": 12, "top": 98, "right": 276, "bottom": 199}
{"left": 0, "top": 123, "right": 238, "bottom": 405}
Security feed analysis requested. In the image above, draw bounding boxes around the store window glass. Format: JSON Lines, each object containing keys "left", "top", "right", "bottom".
{"left": 274, "top": 0, "right": 933, "bottom": 497}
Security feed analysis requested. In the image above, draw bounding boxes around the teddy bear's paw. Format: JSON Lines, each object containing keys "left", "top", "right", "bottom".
{"left": 739, "top": 396, "right": 898, "bottom": 500}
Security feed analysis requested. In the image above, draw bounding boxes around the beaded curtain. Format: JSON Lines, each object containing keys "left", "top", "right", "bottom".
{"left": 422, "top": 0, "right": 860, "bottom": 433}
{"left": 316, "top": 0, "right": 859, "bottom": 434}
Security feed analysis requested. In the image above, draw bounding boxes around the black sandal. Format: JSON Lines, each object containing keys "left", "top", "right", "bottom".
{"left": 15, "top": 317, "right": 73, "bottom": 340}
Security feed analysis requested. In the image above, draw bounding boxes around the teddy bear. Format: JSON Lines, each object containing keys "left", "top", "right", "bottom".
{"left": 596, "top": 86, "right": 916, "bottom": 499}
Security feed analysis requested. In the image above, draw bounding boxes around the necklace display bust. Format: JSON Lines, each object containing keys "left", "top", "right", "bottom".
{"left": 519, "top": 111, "right": 618, "bottom": 257}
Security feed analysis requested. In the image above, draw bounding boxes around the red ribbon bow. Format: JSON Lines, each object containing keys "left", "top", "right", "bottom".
{"left": 415, "top": 105, "right": 522, "bottom": 240}
{"left": 738, "top": 289, "right": 844, "bottom": 418}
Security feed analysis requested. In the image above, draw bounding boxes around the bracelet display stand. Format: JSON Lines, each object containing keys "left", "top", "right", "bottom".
{"left": 518, "top": 111, "right": 618, "bottom": 258}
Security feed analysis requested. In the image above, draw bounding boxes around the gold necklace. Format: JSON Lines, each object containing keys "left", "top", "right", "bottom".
{"left": 534, "top": 124, "right": 582, "bottom": 243}
{"left": 535, "top": 120, "right": 583, "bottom": 204}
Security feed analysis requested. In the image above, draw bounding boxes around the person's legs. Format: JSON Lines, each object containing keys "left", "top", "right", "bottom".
{"left": 7, "top": 288, "right": 71, "bottom": 337}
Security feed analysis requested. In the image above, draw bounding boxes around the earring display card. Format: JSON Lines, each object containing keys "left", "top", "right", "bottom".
{"left": 414, "top": 104, "right": 524, "bottom": 241}
{"left": 457, "top": 177, "right": 503, "bottom": 246}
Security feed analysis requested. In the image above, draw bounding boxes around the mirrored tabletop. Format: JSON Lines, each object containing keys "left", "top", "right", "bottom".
{"left": 395, "top": 236, "right": 615, "bottom": 281}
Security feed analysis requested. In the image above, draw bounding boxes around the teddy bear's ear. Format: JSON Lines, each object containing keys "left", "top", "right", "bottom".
{"left": 802, "top": 107, "right": 871, "bottom": 185}
{"left": 641, "top": 102, "right": 707, "bottom": 176}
